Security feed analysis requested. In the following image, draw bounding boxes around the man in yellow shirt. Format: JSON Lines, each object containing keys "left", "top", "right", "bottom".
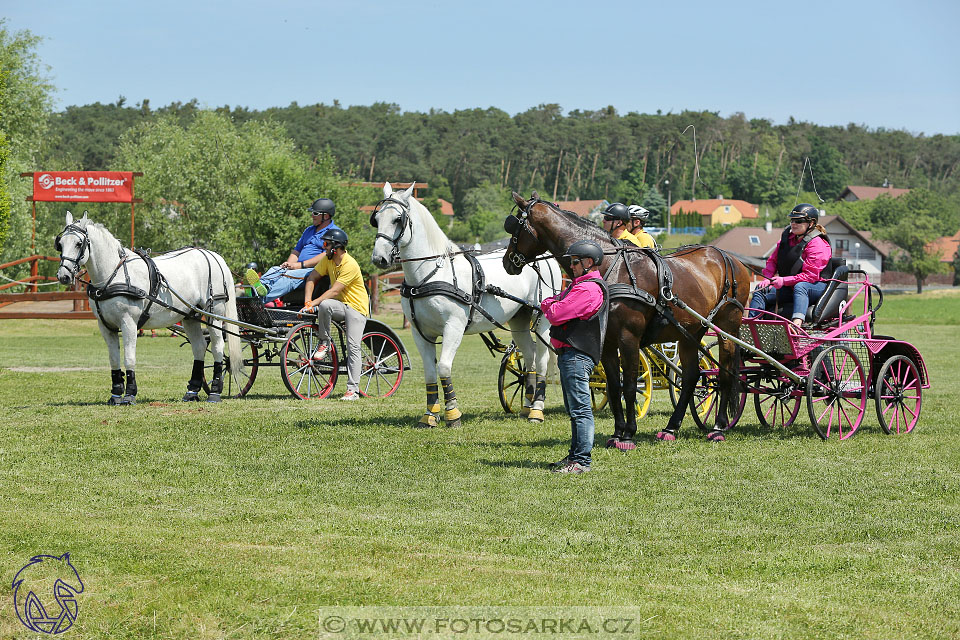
{"left": 601, "top": 202, "right": 644, "bottom": 247}
{"left": 301, "top": 229, "right": 370, "bottom": 401}
{"left": 627, "top": 205, "right": 658, "bottom": 249}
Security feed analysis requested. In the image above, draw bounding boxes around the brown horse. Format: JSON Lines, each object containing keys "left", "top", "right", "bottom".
{"left": 503, "top": 192, "right": 751, "bottom": 442}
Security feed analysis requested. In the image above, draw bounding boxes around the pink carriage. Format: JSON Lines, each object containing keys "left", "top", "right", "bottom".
{"left": 691, "top": 261, "right": 928, "bottom": 440}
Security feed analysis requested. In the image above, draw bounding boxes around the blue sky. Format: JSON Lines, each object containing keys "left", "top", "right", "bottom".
{"left": 5, "top": 0, "right": 959, "bottom": 134}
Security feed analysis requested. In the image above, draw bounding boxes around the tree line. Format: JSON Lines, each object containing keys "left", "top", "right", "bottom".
{"left": 2, "top": 20, "right": 959, "bottom": 289}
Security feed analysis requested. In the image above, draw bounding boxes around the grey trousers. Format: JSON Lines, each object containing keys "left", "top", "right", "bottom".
{"left": 316, "top": 299, "right": 366, "bottom": 393}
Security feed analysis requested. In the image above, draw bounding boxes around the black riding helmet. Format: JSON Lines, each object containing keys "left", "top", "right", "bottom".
{"left": 323, "top": 228, "right": 348, "bottom": 249}
{"left": 563, "top": 240, "right": 603, "bottom": 266}
{"left": 603, "top": 202, "right": 630, "bottom": 221}
{"left": 790, "top": 203, "right": 819, "bottom": 222}
{"left": 308, "top": 198, "right": 336, "bottom": 216}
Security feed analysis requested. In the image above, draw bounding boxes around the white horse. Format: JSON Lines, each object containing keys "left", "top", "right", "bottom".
{"left": 371, "top": 183, "right": 561, "bottom": 427}
{"left": 55, "top": 211, "right": 242, "bottom": 404}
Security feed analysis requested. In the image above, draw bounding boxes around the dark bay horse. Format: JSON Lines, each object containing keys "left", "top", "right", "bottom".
{"left": 503, "top": 192, "right": 752, "bottom": 442}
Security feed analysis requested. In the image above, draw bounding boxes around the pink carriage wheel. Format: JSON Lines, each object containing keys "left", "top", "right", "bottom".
{"left": 754, "top": 379, "right": 802, "bottom": 430}
{"left": 281, "top": 322, "right": 338, "bottom": 399}
{"left": 357, "top": 332, "right": 404, "bottom": 398}
{"left": 875, "top": 355, "right": 922, "bottom": 435}
{"left": 805, "top": 345, "right": 867, "bottom": 440}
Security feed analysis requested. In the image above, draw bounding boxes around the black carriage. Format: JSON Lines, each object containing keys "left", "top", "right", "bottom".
{"left": 179, "top": 293, "right": 410, "bottom": 400}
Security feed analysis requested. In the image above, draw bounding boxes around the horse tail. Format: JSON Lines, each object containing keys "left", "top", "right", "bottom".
{"left": 224, "top": 274, "right": 243, "bottom": 382}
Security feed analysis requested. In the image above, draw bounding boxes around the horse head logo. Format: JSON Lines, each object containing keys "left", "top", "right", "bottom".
{"left": 12, "top": 553, "right": 84, "bottom": 634}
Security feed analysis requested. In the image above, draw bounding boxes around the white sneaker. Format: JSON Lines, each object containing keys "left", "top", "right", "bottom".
{"left": 341, "top": 390, "right": 360, "bottom": 401}
{"left": 311, "top": 342, "right": 330, "bottom": 362}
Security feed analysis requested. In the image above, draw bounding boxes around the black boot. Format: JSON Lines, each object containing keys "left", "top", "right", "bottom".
{"left": 207, "top": 361, "right": 223, "bottom": 403}
{"left": 183, "top": 359, "right": 204, "bottom": 401}
{"left": 121, "top": 369, "right": 137, "bottom": 405}
{"left": 108, "top": 369, "right": 124, "bottom": 405}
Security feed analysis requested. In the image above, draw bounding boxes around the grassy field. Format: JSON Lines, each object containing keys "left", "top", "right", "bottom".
{"left": 0, "top": 293, "right": 959, "bottom": 638}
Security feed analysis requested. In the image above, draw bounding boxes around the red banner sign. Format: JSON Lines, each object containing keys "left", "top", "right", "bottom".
{"left": 32, "top": 171, "right": 135, "bottom": 203}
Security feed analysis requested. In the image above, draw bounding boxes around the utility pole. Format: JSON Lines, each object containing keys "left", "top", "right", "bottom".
{"left": 664, "top": 179, "right": 671, "bottom": 234}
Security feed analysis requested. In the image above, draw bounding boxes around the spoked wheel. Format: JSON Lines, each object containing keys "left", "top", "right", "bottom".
{"left": 806, "top": 345, "right": 866, "bottom": 440}
{"left": 689, "top": 342, "right": 746, "bottom": 433}
{"left": 667, "top": 339, "right": 710, "bottom": 415}
{"left": 202, "top": 335, "right": 259, "bottom": 398}
{"left": 358, "top": 332, "right": 404, "bottom": 398}
{"left": 281, "top": 322, "right": 338, "bottom": 399}
{"left": 621, "top": 349, "right": 653, "bottom": 419}
{"left": 755, "top": 379, "right": 802, "bottom": 430}
{"left": 498, "top": 349, "right": 526, "bottom": 414}
{"left": 590, "top": 362, "right": 608, "bottom": 412}
{"left": 875, "top": 355, "right": 922, "bottom": 435}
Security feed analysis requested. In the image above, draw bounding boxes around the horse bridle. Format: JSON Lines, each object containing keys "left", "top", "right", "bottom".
{"left": 55, "top": 224, "right": 91, "bottom": 279}
{"left": 369, "top": 196, "right": 412, "bottom": 263}
{"left": 503, "top": 197, "right": 542, "bottom": 269}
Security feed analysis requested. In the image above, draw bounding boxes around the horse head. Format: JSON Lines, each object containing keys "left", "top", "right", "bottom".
{"left": 503, "top": 191, "right": 551, "bottom": 275}
{"left": 370, "top": 181, "right": 416, "bottom": 269}
{"left": 56, "top": 210, "right": 91, "bottom": 284}
{"left": 12, "top": 553, "right": 84, "bottom": 634}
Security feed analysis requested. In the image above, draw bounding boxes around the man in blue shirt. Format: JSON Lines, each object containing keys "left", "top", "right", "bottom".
{"left": 245, "top": 198, "right": 343, "bottom": 301}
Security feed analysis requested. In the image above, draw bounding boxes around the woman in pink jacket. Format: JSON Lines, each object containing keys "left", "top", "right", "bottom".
{"left": 749, "top": 203, "right": 833, "bottom": 327}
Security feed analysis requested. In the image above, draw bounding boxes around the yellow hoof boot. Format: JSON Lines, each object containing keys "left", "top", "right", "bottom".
{"left": 417, "top": 414, "right": 439, "bottom": 428}
{"left": 444, "top": 408, "right": 462, "bottom": 422}
{"left": 527, "top": 409, "right": 544, "bottom": 423}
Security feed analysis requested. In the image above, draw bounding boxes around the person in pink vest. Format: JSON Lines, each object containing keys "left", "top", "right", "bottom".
{"left": 749, "top": 203, "right": 833, "bottom": 327}
{"left": 541, "top": 240, "right": 609, "bottom": 474}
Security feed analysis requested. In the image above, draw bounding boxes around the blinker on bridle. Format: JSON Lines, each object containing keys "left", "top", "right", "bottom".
{"left": 504, "top": 198, "right": 537, "bottom": 268}
{"left": 369, "top": 196, "right": 412, "bottom": 261}
{"left": 56, "top": 223, "right": 91, "bottom": 278}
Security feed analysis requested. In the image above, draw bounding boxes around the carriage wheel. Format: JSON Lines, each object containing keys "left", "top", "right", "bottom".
{"left": 875, "top": 355, "right": 922, "bottom": 435}
{"left": 202, "top": 337, "right": 259, "bottom": 398}
{"left": 621, "top": 349, "right": 653, "bottom": 419}
{"left": 667, "top": 340, "right": 711, "bottom": 413}
{"left": 754, "top": 380, "right": 802, "bottom": 430}
{"left": 358, "top": 332, "right": 404, "bottom": 398}
{"left": 806, "top": 345, "right": 866, "bottom": 440}
{"left": 281, "top": 322, "right": 338, "bottom": 399}
{"left": 590, "top": 362, "right": 608, "bottom": 412}
{"left": 688, "top": 342, "right": 746, "bottom": 432}
{"left": 497, "top": 349, "right": 526, "bottom": 414}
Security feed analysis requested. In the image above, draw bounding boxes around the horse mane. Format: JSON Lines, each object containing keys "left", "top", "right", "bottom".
{"left": 83, "top": 220, "right": 124, "bottom": 253}
{"left": 408, "top": 197, "right": 459, "bottom": 255}
{"left": 539, "top": 200, "right": 617, "bottom": 246}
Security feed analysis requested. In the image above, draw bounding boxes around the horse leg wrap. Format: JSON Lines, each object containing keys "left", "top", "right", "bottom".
{"left": 521, "top": 371, "right": 536, "bottom": 416}
{"left": 416, "top": 383, "right": 440, "bottom": 428}
{"left": 528, "top": 375, "right": 547, "bottom": 422}
{"left": 109, "top": 369, "right": 124, "bottom": 404}
{"left": 207, "top": 362, "right": 223, "bottom": 403}
{"left": 440, "top": 377, "right": 462, "bottom": 426}
{"left": 121, "top": 370, "right": 137, "bottom": 404}
{"left": 183, "top": 359, "right": 204, "bottom": 401}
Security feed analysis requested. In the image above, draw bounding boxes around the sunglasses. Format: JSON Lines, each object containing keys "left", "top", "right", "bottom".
{"left": 570, "top": 258, "right": 582, "bottom": 265}
{"left": 790, "top": 219, "right": 810, "bottom": 224}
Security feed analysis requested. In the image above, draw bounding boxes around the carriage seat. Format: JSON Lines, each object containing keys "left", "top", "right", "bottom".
{"left": 804, "top": 257, "right": 849, "bottom": 325}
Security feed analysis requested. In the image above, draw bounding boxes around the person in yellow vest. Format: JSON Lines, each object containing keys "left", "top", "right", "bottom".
{"left": 627, "top": 205, "right": 658, "bottom": 249}
{"left": 601, "top": 202, "right": 644, "bottom": 247}
{"left": 300, "top": 228, "right": 370, "bottom": 401}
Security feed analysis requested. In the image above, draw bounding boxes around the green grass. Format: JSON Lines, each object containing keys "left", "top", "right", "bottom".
{"left": 0, "top": 294, "right": 959, "bottom": 638}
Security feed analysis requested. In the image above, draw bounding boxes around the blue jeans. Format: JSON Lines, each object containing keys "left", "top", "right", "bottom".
{"left": 259, "top": 266, "right": 312, "bottom": 302}
{"left": 749, "top": 281, "right": 829, "bottom": 321}
{"left": 557, "top": 348, "right": 596, "bottom": 466}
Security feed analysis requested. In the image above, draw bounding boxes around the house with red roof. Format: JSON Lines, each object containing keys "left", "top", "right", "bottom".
{"left": 927, "top": 229, "right": 960, "bottom": 264}
{"left": 554, "top": 199, "right": 607, "bottom": 217}
{"left": 669, "top": 197, "right": 759, "bottom": 227}
{"left": 837, "top": 184, "right": 911, "bottom": 202}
